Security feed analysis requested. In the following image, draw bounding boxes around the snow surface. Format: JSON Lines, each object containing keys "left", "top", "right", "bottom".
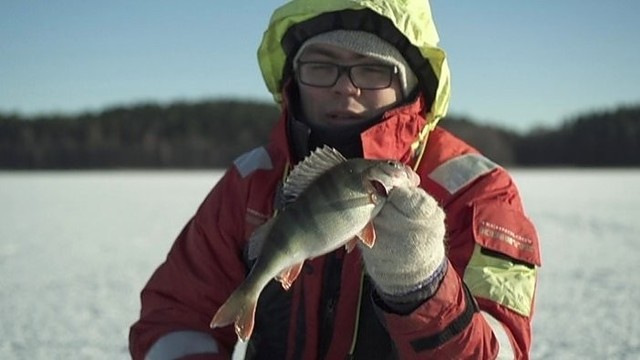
{"left": 1, "top": 169, "right": 638, "bottom": 359}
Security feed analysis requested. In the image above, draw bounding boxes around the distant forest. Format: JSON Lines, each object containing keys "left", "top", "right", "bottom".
{"left": 1, "top": 99, "right": 639, "bottom": 169}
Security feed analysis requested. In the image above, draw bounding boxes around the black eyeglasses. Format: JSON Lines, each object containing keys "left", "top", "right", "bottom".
{"left": 296, "top": 61, "right": 398, "bottom": 90}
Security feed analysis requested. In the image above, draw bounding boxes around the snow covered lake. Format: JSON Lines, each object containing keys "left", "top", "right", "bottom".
{"left": 1, "top": 169, "right": 639, "bottom": 359}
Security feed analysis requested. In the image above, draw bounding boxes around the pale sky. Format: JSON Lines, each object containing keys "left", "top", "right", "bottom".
{"left": 1, "top": 0, "right": 639, "bottom": 132}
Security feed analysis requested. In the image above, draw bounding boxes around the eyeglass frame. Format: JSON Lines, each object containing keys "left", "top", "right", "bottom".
{"left": 295, "top": 61, "right": 399, "bottom": 90}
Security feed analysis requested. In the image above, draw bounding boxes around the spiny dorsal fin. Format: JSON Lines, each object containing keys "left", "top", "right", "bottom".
{"left": 282, "top": 146, "right": 346, "bottom": 202}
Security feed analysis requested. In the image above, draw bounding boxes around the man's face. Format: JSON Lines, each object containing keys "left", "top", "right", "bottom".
{"left": 295, "top": 43, "right": 403, "bottom": 129}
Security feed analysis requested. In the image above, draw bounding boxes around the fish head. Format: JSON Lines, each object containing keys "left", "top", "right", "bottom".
{"left": 363, "top": 160, "right": 420, "bottom": 197}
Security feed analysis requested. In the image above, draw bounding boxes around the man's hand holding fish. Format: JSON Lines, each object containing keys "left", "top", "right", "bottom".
{"left": 360, "top": 186, "right": 447, "bottom": 314}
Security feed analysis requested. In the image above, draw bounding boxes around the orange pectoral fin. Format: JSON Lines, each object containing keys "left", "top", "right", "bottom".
{"left": 356, "top": 222, "right": 376, "bottom": 248}
{"left": 276, "top": 262, "right": 304, "bottom": 290}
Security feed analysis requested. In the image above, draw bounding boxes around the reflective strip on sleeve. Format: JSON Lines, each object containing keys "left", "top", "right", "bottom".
{"left": 145, "top": 330, "right": 220, "bottom": 360}
{"left": 481, "top": 311, "right": 515, "bottom": 359}
{"left": 233, "top": 146, "right": 273, "bottom": 178}
{"left": 463, "top": 245, "right": 537, "bottom": 316}
{"left": 428, "top": 153, "right": 499, "bottom": 194}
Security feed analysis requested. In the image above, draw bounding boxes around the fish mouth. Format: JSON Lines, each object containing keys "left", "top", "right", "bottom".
{"left": 368, "top": 162, "right": 421, "bottom": 196}
{"left": 392, "top": 164, "right": 421, "bottom": 187}
{"left": 383, "top": 163, "right": 421, "bottom": 187}
{"left": 407, "top": 169, "right": 421, "bottom": 186}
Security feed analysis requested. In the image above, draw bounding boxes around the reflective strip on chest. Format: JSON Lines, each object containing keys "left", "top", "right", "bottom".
{"left": 233, "top": 146, "right": 273, "bottom": 178}
{"left": 428, "top": 153, "right": 499, "bottom": 194}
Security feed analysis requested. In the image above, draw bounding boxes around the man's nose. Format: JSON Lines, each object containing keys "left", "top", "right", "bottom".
{"left": 333, "top": 72, "right": 360, "bottom": 95}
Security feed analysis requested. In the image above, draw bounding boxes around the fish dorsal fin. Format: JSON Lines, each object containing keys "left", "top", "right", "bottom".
{"left": 282, "top": 146, "right": 346, "bottom": 202}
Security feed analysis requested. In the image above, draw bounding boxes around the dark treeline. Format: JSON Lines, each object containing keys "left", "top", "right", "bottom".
{"left": 0, "top": 100, "right": 279, "bottom": 169}
{"left": 1, "top": 99, "right": 639, "bottom": 169}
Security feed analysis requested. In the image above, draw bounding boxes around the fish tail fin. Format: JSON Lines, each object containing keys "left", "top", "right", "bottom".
{"left": 210, "top": 292, "right": 258, "bottom": 342}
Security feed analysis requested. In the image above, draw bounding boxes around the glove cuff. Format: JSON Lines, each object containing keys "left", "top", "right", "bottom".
{"left": 376, "top": 258, "right": 448, "bottom": 314}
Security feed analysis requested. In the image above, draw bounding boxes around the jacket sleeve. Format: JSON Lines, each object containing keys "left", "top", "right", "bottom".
{"left": 129, "top": 168, "right": 250, "bottom": 360}
{"left": 375, "top": 169, "right": 541, "bottom": 359}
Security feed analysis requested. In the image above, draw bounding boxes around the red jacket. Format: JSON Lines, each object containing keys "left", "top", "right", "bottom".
{"left": 130, "top": 96, "right": 541, "bottom": 359}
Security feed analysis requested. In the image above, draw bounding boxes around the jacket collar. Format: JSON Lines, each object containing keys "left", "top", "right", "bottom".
{"left": 270, "top": 91, "right": 428, "bottom": 166}
{"left": 361, "top": 94, "right": 427, "bottom": 163}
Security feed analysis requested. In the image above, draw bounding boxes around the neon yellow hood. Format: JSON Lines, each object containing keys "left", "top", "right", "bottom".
{"left": 257, "top": 0, "right": 450, "bottom": 128}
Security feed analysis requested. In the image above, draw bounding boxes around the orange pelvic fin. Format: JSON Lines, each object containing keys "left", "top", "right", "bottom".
{"left": 276, "top": 262, "right": 304, "bottom": 290}
{"left": 356, "top": 222, "right": 376, "bottom": 248}
{"left": 345, "top": 237, "right": 358, "bottom": 253}
{"left": 210, "top": 295, "right": 257, "bottom": 342}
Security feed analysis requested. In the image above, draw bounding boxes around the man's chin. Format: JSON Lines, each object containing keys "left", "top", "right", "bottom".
{"left": 314, "top": 116, "right": 369, "bottom": 128}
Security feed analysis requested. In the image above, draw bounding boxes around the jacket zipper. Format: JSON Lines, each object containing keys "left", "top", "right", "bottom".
{"left": 346, "top": 270, "right": 365, "bottom": 359}
{"left": 318, "top": 251, "right": 343, "bottom": 360}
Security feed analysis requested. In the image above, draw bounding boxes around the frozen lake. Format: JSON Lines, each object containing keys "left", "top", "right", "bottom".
{"left": 1, "top": 169, "right": 639, "bottom": 359}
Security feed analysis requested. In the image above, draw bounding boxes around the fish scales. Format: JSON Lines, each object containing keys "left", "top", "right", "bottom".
{"left": 288, "top": 160, "right": 377, "bottom": 251}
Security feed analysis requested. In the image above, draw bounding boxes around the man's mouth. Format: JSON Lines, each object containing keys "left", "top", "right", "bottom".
{"left": 326, "top": 112, "right": 363, "bottom": 121}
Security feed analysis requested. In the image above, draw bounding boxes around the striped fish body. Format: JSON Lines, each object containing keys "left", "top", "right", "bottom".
{"left": 269, "top": 158, "right": 396, "bottom": 257}
{"left": 211, "top": 146, "right": 420, "bottom": 341}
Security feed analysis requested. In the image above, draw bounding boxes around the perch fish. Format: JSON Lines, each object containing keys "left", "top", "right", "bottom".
{"left": 210, "top": 146, "right": 420, "bottom": 341}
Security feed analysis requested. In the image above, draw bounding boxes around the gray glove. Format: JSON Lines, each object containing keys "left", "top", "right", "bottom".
{"left": 359, "top": 186, "right": 447, "bottom": 312}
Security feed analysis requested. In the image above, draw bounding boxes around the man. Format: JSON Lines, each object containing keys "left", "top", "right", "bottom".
{"left": 130, "top": 0, "right": 541, "bottom": 359}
